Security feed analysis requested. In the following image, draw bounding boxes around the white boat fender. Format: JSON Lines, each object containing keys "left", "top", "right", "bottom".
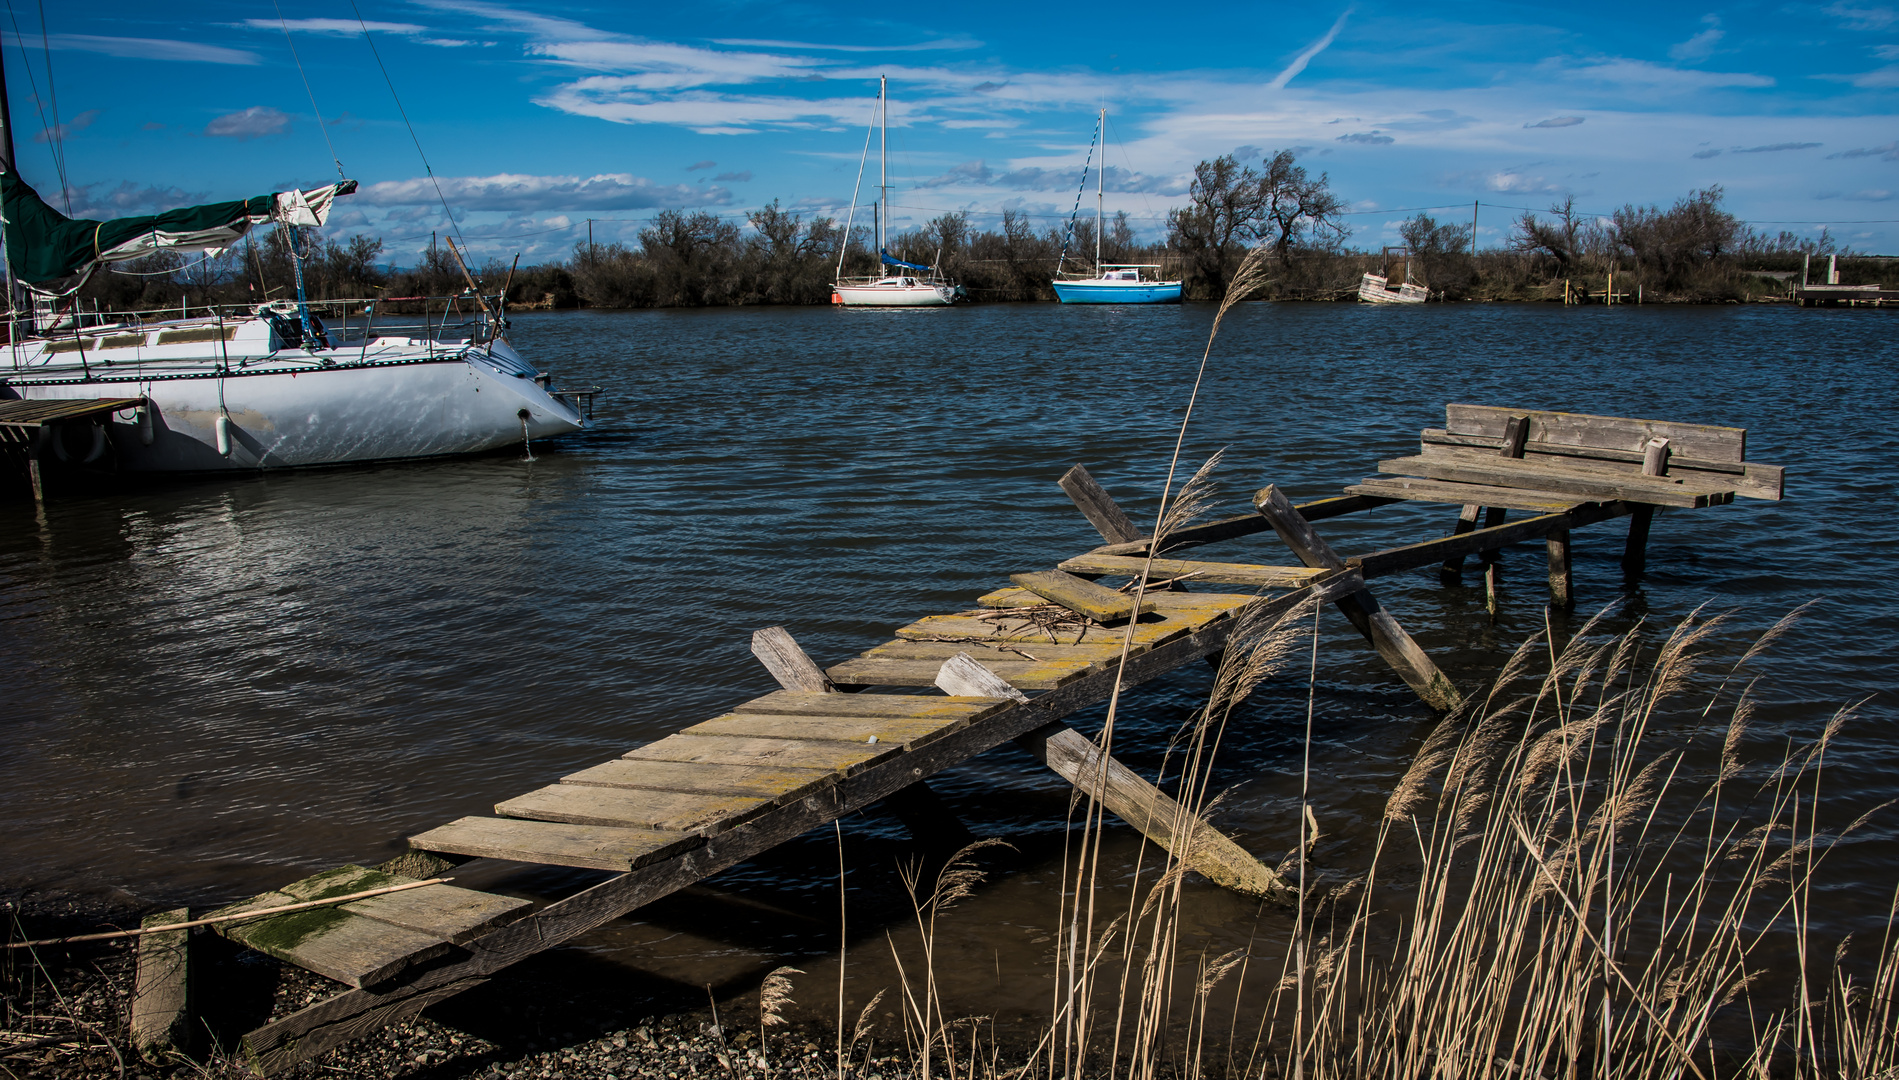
{"left": 136, "top": 403, "right": 155, "bottom": 446}
{"left": 216, "top": 411, "right": 232, "bottom": 457}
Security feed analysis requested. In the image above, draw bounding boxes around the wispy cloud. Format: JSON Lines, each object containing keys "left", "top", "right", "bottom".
{"left": 711, "top": 37, "right": 980, "bottom": 53}
{"left": 204, "top": 106, "right": 290, "bottom": 139}
{"left": 1825, "top": 2, "right": 1897, "bottom": 31}
{"left": 712, "top": 170, "right": 753, "bottom": 182}
{"left": 1337, "top": 131, "right": 1394, "bottom": 145}
{"left": 1733, "top": 142, "right": 1822, "bottom": 152}
{"left": 1828, "top": 141, "right": 1899, "bottom": 161}
{"left": 1525, "top": 116, "right": 1585, "bottom": 128}
{"left": 686, "top": 160, "right": 718, "bottom": 170}
{"left": 1268, "top": 8, "right": 1352, "bottom": 91}
{"left": 1559, "top": 57, "right": 1773, "bottom": 89}
{"left": 241, "top": 18, "right": 425, "bottom": 35}
{"left": 917, "top": 160, "right": 1187, "bottom": 194}
{"left": 4, "top": 31, "right": 258, "bottom": 65}
{"left": 34, "top": 109, "right": 100, "bottom": 144}
{"left": 1668, "top": 15, "right": 1724, "bottom": 62}
{"left": 358, "top": 172, "right": 732, "bottom": 210}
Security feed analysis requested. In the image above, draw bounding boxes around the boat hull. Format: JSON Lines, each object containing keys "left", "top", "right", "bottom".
{"left": 9, "top": 354, "right": 585, "bottom": 472}
{"left": 1358, "top": 273, "right": 1429, "bottom": 304}
{"left": 833, "top": 283, "right": 956, "bottom": 307}
{"left": 1052, "top": 280, "right": 1183, "bottom": 304}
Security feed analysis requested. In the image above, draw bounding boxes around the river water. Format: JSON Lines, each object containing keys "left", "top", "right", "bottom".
{"left": 2, "top": 302, "right": 1894, "bottom": 1040}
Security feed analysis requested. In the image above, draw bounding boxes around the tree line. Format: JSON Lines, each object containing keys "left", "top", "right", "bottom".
{"left": 66, "top": 152, "right": 1870, "bottom": 314}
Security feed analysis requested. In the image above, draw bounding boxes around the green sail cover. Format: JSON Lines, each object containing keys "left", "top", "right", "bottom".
{"left": 0, "top": 170, "right": 356, "bottom": 288}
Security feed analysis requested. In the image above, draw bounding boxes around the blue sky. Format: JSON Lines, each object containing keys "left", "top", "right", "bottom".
{"left": 6, "top": 0, "right": 1898, "bottom": 263}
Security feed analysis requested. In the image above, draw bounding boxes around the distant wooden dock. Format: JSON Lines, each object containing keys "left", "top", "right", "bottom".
{"left": 135, "top": 404, "right": 1784, "bottom": 1074}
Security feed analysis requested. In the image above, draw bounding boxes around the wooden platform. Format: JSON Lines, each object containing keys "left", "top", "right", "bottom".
{"left": 195, "top": 404, "right": 1785, "bottom": 1075}
{"left": 0, "top": 396, "right": 145, "bottom": 503}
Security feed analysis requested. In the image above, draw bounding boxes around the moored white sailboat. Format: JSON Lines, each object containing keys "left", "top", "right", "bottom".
{"left": 0, "top": 51, "right": 585, "bottom": 478}
{"left": 831, "top": 77, "right": 960, "bottom": 308}
{"left": 1051, "top": 109, "right": 1181, "bottom": 305}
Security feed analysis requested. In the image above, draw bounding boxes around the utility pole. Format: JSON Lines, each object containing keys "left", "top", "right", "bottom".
{"left": 1470, "top": 200, "right": 1479, "bottom": 254}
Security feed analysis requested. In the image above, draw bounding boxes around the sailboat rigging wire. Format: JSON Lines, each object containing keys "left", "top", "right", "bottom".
{"left": 349, "top": 0, "right": 466, "bottom": 252}
{"left": 3, "top": 0, "right": 68, "bottom": 210}
{"left": 33, "top": 0, "right": 68, "bottom": 212}
{"left": 834, "top": 91, "right": 877, "bottom": 281}
{"left": 1053, "top": 114, "right": 1100, "bottom": 279}
{"left": 273, "top": 0, "right": 347, "bottom": 180}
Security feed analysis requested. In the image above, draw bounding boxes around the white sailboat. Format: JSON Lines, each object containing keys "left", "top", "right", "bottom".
{"left": 1051, "top": 109, "right": 1181, "bottom": 305}
{"left": 0, "top": 52, "right": 585, "bottom": 479}
{"left": 832, "top": 77, "right": 959, "bottom": 308}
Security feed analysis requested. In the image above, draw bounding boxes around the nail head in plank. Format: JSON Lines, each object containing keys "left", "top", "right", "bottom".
{"left": 562, "top": 759, "right": 837, "bottom": 803}
{"left": 731, "top": 690, "right": 1011, "bottom": 722}
{"left": 408, "top": 817, "right": 699, "bottom": 872}
{"left": 498, "top": 784, "right": 769, "bottom": 834}
{"left": 624, "top": 733, "right": 896, "bottom": 775}
{"left": 1055, "top": 554, "right": 1327, "bottom": 589}
{"left": 684, "top": 711, "right": 973, "bottom": 748}
{"left": 827, "top": 656, "right": 1096, "bottom": 690}
{"left": 1009, "top": 569, "right": 1156, "bottom": 623}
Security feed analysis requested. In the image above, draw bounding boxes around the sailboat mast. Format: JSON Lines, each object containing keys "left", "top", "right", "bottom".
{"left": 0, "top": 45, "right": 14, "bottom": 176}
{"left": 877, "top": 75, "right": 887, "bottom": 258}
{"left": 1094, "top": 108, "right": 1104, "bottom": 278}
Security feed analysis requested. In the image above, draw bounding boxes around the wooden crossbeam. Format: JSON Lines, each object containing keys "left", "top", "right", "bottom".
{"left": 1350, "top": 502, "right": 1632, "bottom": 580}
{"left": 934, "top": 654, "right": 1285, "bottom": 898}
{"left": 1253, "top": 485, "right": 1462, "bottom": 712}
{"left": 1058, "top": 464, "right": 1143, "bottom": 543}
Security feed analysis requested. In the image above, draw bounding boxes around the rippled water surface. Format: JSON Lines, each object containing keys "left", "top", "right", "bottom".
{"left": 3, "top": 302, "right": 1894, "bottom": 1027}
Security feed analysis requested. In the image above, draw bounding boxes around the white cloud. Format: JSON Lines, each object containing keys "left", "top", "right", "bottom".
{"left": 1828, "top": 141, "right": 1899, "bottom": 161}
{"left": 4, "top": 32, "right": 259, "bottom": 65}
{"left": 1668, "top": 15, "right": 1724, "bottom": 62}
{"left": 241, "top": 18, "right": 425, "bottom": 36}
{"left": 1558, "top": 58, "right": 1773, "bottom": 90}
{"left": 1848, "top": 65, "right": 1899, "bottom": 88}
{"left": 1268, "top": 8, "right": 1353, "bottom": 91}
{"left": 917, "top": 161, "right": 1186, "bottom": 194}
{"left": 1733, "top": 142, "right": 1822, "bottom": 152}
{"left": 1825, "top": 2, "right": 1897, "bottom": 30}
{"left": 204, "top": 106, "right": 291, "bottom": 140}
{"left": 711, "top": 37, "right": 980, "bottom": 53}
{"left": 357, "top": 172, "right": 732, "bottom": 211}
{"left": 1526, "top": 116, "right": 1585, "bottom": 128}
{"left": 1337, "top": 132, "right": 1395, "bottom": 145}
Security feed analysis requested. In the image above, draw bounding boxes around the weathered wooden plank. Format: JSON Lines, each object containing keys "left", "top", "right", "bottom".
{"left": 684, "top": 711, "right": 971, "bottom": 747}
{"left": 623, "top": 733, "right": 896, "bottom": 774}
{"left": 827, "top": 655, "right": 1097, "bottom": 690}
{"left": 1086, "top": 496, "right": 1397, "bottom": 558}
{"left": 561, "top": 759, "right": 837, "bottom": 802}
{"left": 498, "top": 784, "right": 768, "bottom": 834}
{"left": 132, "top": 908, "right": 193, "bottom": 1063}
{"left": 977, "top": 587, "right": 1259, "bottom": 621}
{"left": 730, "top": 690, "right": 1010, "bottom": 722}
{"left": 340, "top": 887, "right": 531, "bottom": 946}
{"left": 933, "top": 654, "right": 1284, "bottom": 898}
{"left": 860, "top": 637, "right": 1134, "bottom": 662}
{"left": 408, "top": 817, "right": 698, "bottom": 871}
{"left": 1055, "top": 553, "right": 1327, "bottom": 589}
{"left": 894, "top": 612, "right": 1193, "bottom": 648}
{"left": 750, "top": 626, "right": 837, "bottom": 693}
{"left": 1345, "top": 477, "right": 1585, "bottom": 513}
{"left": 1547, "top": 526, "right": 1574, "bottom": 610}
{"left": 1254, "top": 485, "right": 1462, "bottom": 711}
{"left": 1378, "top": 455, "right": 1729, "bottom": 508}
{"left": 240, "top": 573, "right": 1364, "bottom": 1075}
{"left": 1058, "top": 464, "right": 1144, "bottom": 543}
{"left": 212, "top": 892, "right": 451, "bottom": 989}
{"left": 1444, "top": 404, "right": 1746, "bottom": 463}
{"left": 1010, "top": 569, "right": 1156, "bottom": 623}
{"left": 1423, "top": 428, "right": 1743, "bottom": 473}
{"left": 1351, "top": 503, "right": 1632, "bottom": 579}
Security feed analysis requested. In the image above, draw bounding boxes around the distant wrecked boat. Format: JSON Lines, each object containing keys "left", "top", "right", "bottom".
{"left": 1359, "top": 246, "right": 1429, "bottom": 303}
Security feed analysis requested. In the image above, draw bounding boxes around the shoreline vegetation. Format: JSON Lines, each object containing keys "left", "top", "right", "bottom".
{"left": 69, "top": 152, "right": 1891, "bottom": 315}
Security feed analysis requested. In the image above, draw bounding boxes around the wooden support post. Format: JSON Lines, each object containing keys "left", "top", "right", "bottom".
{"left": 1485, "top": 563, "right": 1499, "bottom": 621}
{"left": 1546, "top": 526, "right": 1573, "bottom": 610}
{"left": 750, "top": 626, "right": 838, "bottom": 694}
{"left": 1058, "top": 464, "right": 1143, "bottom": 544}
{"left": 132, "top": 908, "right": 193, "bottom": 1063}
{"left": 1623, "top": 438, "right": 1670, "bottom": 577}
{"left": 1445, "top": 414, "right": 1528, "bottom": 574}
{"left": 1254, "top": 485, "right": 1463, "bottom": 711}
{"left": 934, "top": 653, "right": 1284, "bottom": 897}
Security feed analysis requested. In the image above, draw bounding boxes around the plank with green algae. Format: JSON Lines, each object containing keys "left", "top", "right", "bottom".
{"left": 206, "top": 867, "right": 453, "bottom": 989}
{"left": 827, "top": 655, "right": 1097, "bottom": 690}
{"left": 561, "top": 759, "right": 837, "bottom": 803}
{"left": 728, "top": 690, "right": 1010, "bottom": 722}
{"left": 684, "top": 711, "right": 970, "bottom": 746}
{"left": 407, "top": 817, "right": 698, "bottom": 872}
{"left": 858, "top": 638, "right": 1133, "bottom": 663}
{"left": 497, "top": 784, "right": 768, "bottom": 834}
{"left": 1008, "top": 569, "right": 1156, "bottom": 622}
{"left": 623, "top": 732, "right": 896, "bottom": 775}
{"left": 1056, "top": 554, "right": 1328, "bottom": 588}
{"left": 892, "top": 612, "right": 1192, "bottom": 648}
{"left": 975, "top": 587, "right": 1262, "bottom": 622}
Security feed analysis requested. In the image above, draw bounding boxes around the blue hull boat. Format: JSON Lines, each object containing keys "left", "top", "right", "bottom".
{"left": 1052, "top": 278, "right": 1184, "bottom": 304}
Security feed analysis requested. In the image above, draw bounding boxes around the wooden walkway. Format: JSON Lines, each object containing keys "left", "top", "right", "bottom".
{"left": 157, "top": 404, "right": 1783, "bottom": 1074}
{"left": 0, "top": 396, "right": 145, "bottom": 503}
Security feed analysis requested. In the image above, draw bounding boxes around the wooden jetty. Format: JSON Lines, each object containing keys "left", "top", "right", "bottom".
{"left": 0, "top": 396, "right": 145, "bottom": 504}
{"left": 144, "top": 404, "right": 1783, "bottom": 1074}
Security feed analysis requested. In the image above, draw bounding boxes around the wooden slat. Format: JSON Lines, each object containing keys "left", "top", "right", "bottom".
{"left": 209, "top": 881, "right": 452, "bottom": 990}
{"left": 684, "top": 711, "right": 971, "bottom": 747}
{"left": 858, "top": 638, "right": 1132, "bottom": 663}
{"left": 1423, "top": 428, "right": 1744, "bottom": 473}
{"left": 623, "top": 733, "right": 895, "bottom": 774}
{"left": 1345, "top": 477, "right": 1586, "bottom": 513}
{"left": 407, "top": 817, "right": 698, "bottom": 871}
{"left": 341, "top": 887, "right": 531, "bottom": 945}
{"left": 561, "top": 759, "right": 837, "bottom": 802}
{"left": 498, "top": 784, "right": 767, "bottom": 833}
{"left": 893, "top": 612, "right": 1194, "bottom": 647}
{"left": 750, "top": 627, "right": 837, "bottom": 693}
{"left": 1445, "top": 404, "right": 1746, "bottom": 463}
{"left": 0, "top": 397, "right": 144, "bottom": 427}
{"left": 1056, "top": 553, "right": 1328, "bottom": 588}
{"left": 1010, "top": 569, "right": 1155, "bottom": 622}
{"left": 827, "top": 655, "right": 1097, "bottom": 690}
{"left": 730, "top": 691, "right": 1010, "bottom": 721}
{"left": 1378, "top": 454, "right": 1730, "bottom": 508}
{"left": 1058, "top": 464, "right": 1143, "bottom": 543}
{"left": 1087, "top": 496, "right": 1397, "bottom": 558}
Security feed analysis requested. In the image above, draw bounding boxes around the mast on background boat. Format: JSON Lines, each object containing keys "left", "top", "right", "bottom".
{"left": 877, "top": 75, "right": 887, "bottom": 260}
{"left": 1094, "top": 107, "right": 1104, "bottom": 278}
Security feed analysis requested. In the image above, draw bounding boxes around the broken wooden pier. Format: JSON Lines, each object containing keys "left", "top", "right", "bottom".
{"left": 146, "top": 404, "right": 1783, "bottom": 1074}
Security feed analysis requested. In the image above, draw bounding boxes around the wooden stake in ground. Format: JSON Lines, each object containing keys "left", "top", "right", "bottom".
{"left": 132, "top": 908, "right": 193, "bottom": 1063}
